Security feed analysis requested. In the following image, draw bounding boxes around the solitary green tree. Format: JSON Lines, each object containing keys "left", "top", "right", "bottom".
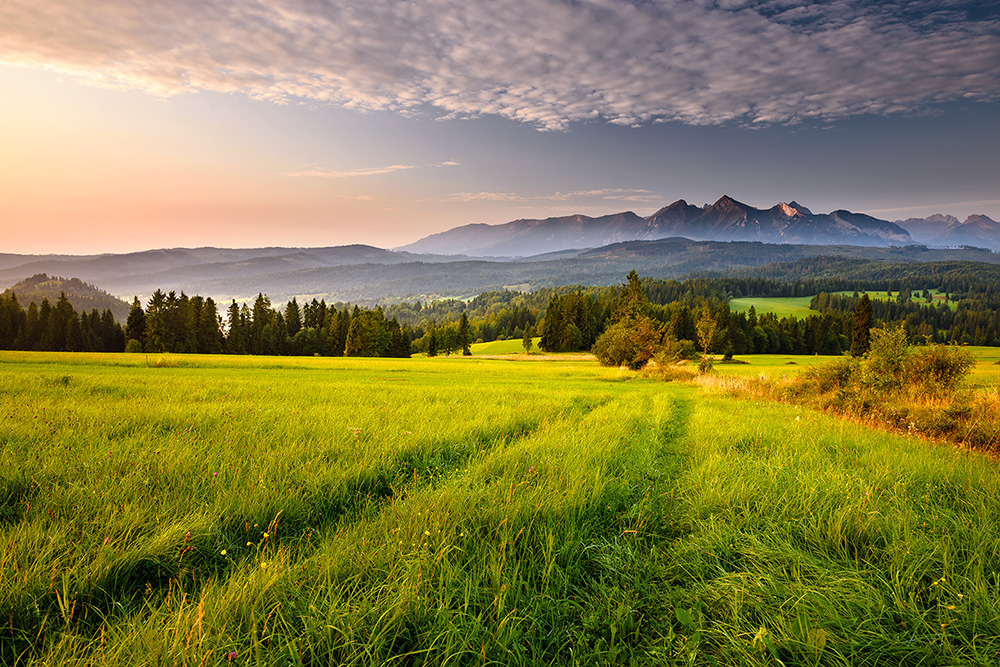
{"left": 458, "top": 312, "right": 472, "bottom": 355}
{"left": 522, "top": 326, "right": 534, "bottom": 354}
{"left": 851, "top": 293, "right": 873, "bottom": 356}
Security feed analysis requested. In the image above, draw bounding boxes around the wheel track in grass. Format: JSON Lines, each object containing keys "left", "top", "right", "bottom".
{"left": 218, "top": 391, "right": 620, "bottom": 539}
{"left": 1, "top": 391, "right": 619, "bottom": 661}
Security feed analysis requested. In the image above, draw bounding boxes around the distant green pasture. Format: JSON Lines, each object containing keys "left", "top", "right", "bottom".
{"left": 470, "top": 337, "right": 538, "bottom": 355}
{"left": 731, "top": 288, "right": 957, "bottom": 319}
{"left": 962, "top": 346, "right": 1000, "bottom": 388}
{"left": 709, "top": 353, "right": 840, "bottom": 378}
{"left": 728, "top": 296, "right": 815, "bottom": 318}
{"left": 832, "top": 288, "right": 957, "bottom": 310}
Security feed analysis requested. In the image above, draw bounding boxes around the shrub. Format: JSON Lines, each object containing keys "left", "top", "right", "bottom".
{"left": 799, "top": 356, "right": 859, "bottom": 394}
{"left": 859, "top": 325, "right": 909, "bottom": 390}
{"left": 905, "top": 344, "right": 975, "bottom": 392}
{"left": 660, "top": 337, "right": 698, "bottom": 362}
{"left": 125, "top": 339, "right": 143, "bottom": 353}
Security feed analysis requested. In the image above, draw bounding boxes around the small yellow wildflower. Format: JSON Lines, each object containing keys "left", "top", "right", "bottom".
{"left": 220, "top": 549, "right": 227, "bottom": 556}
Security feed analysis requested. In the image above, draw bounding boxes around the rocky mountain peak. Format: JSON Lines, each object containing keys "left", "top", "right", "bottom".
{"left": 776, "top": 202, "right": 804, "bottom": 218}
{"left": 710, "top": 195, "right": 745, "bottom": 212}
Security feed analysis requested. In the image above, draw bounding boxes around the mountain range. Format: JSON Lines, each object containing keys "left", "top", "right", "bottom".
{"left": 1, "top": 196, "right": 997, "bottom": 308}
{"left": 1, "top": 239, "right": 997, "bottom": 312}
{"left": 895, "top": 214, "right": 1000, "bottom": 250}
{"left": 399, "top": 195, "right": 1000, "bottom": 257}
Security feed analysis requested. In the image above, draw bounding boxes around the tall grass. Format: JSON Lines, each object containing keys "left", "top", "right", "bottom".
{"left": 3, "top": 351, "right": 1000, "bottom": 664}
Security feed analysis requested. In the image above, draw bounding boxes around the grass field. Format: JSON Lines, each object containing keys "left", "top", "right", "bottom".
{"left": 730, "top": 289, "right": 958, "bottom": 319}
{"left": 469, "top": 337, "right": 538, "bottom": 355}
{"left": 728, "top": 296, "right": 814, "bottom": 318}
{"left": 4, "top": 351, "right": 1000, "bottom": 665}
{"left": 832, "top": 288, "right": 957, "bottom": 310}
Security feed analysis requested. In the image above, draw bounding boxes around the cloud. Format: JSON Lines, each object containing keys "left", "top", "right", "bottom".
{"left": 865, "top": 199, "right": 1000, "bottom": 215}
{"left": 439, "top": 188, "right": 662, "bottom": 203}
{"left": 286, "top": 165, "right": 416, "bottom": 178}
{"left": 2, "top": 0, "right": 997, "bottom": 129}
{"left": 552, "top": 188, "right": 663, "bottom": 203}
{"left": 441, "top": 192, "right": 527, "bottom": 202}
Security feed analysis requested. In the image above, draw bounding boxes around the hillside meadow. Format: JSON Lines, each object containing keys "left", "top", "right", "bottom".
{"left": 3, "top": 351, "right": 1000, "bottom": 665}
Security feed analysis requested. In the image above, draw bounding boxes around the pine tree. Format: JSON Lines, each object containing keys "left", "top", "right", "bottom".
{"left": 145, "top": 290, "right": 167, "bottom": 352}
{"left": 198, "top": 298, "right": 223, "bottom": 354}
{"left": 250, "top": 293, "right": 272, "bottom": 355}
{"left": 613, "top": 269, "right": 649, "bottom": 323}
{"left": 427, "top": 322, "right": 438, "bottom": 357}
{"left": 285, "top": 298, "right": 302, "bottom": 337}
{"left": 125, "top": 297, "right": 146, "bottom": 347}
{"left": 38, "top": 298, "right": 54, "bottom": 350}
{"left": 225, "top": 301, "right": 247, "bottom": 354}
{"left": 458, "top": 312, "right": 471, "bottom": 355}
{"left": 24, "top": 301, "right": 40, "bottom": 350}
{"left": 0, "top": 293, "right": 20, "bottom": 349}
{"left": 852, "top": 293, "right": 873, "bottom": 356}
{"left": 49, "top": 293, "right": 74, "bottom": 351}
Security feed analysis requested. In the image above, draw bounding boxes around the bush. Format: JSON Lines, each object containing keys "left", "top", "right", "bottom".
{"left": 799, "top": 356, "right": 858, "bottom": 394}
{"left": 781, "top": 330, "right": 984, "bottom": 449}
{"left": 125, "top": 339, "right": 143, "bottom": 353}
{"left": 660, "top": 337, "right": 698, "bottom": 362}
{"left": 905, "top": 344, "right": 975, "bottom": 392}
{"left": 859, "top": 325, "right": 909, "bottom": 390}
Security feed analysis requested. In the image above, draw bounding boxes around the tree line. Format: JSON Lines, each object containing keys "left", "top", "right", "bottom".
{"left": 539, "top": 261, "right": 1000, "bottom": 361}
{"left": 0, "top": 292, "right": 125, "bottom": 352}
{"left": 4, "top": 256, "right": 1000, "bottom": 357}
{"left": 126, "top": 291, "right": 413, "bottom": 357}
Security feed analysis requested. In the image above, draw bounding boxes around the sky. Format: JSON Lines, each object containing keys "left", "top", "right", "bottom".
{"left": 1, "top": 0, "right": 999, "bottom": 255}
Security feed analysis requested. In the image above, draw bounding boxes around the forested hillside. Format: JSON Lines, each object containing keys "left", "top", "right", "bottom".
{"left": 4, "top": 274, "right": 130, "bottom": 320}
{"left": 3, "top": 258, "right": 1000, "bottom": 356}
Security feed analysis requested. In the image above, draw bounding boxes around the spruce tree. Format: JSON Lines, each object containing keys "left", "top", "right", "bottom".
{"left": 125, "top": 297, "right": 146, "bottom": 347}
{"left": 427, "top": 322, "right": 438, "bottom": 357}
{"left": 851, "top": 293, "right": 873, "bottom": 356}
{"left": 285, "top": 298, "right": 302, "bottom": 337}
{"left": 458, "top": 312, "right": 471, "bottom": 355}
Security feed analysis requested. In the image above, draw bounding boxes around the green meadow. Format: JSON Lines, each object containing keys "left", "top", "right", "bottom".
{"left": 729, "top": 289, "right": 958, "bottom": 320}
{"left": 728, "top": 297, "right": 815, "bottom": 319}
{"left": 832, "top": 288, "right": 957, "bottom": 310}
{"left": 4, "top": 351, "right": 1000, "bottom": 665}
{"left": 469, "top": 338, "right": 539, "bottom": 355}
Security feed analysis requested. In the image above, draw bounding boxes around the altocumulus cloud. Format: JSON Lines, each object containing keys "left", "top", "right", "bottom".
{"left": 1, "top": 0, "right": 997, "bottom": 129}
{"left": 286, "top": 165, "right": 417, "bottom": 178}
